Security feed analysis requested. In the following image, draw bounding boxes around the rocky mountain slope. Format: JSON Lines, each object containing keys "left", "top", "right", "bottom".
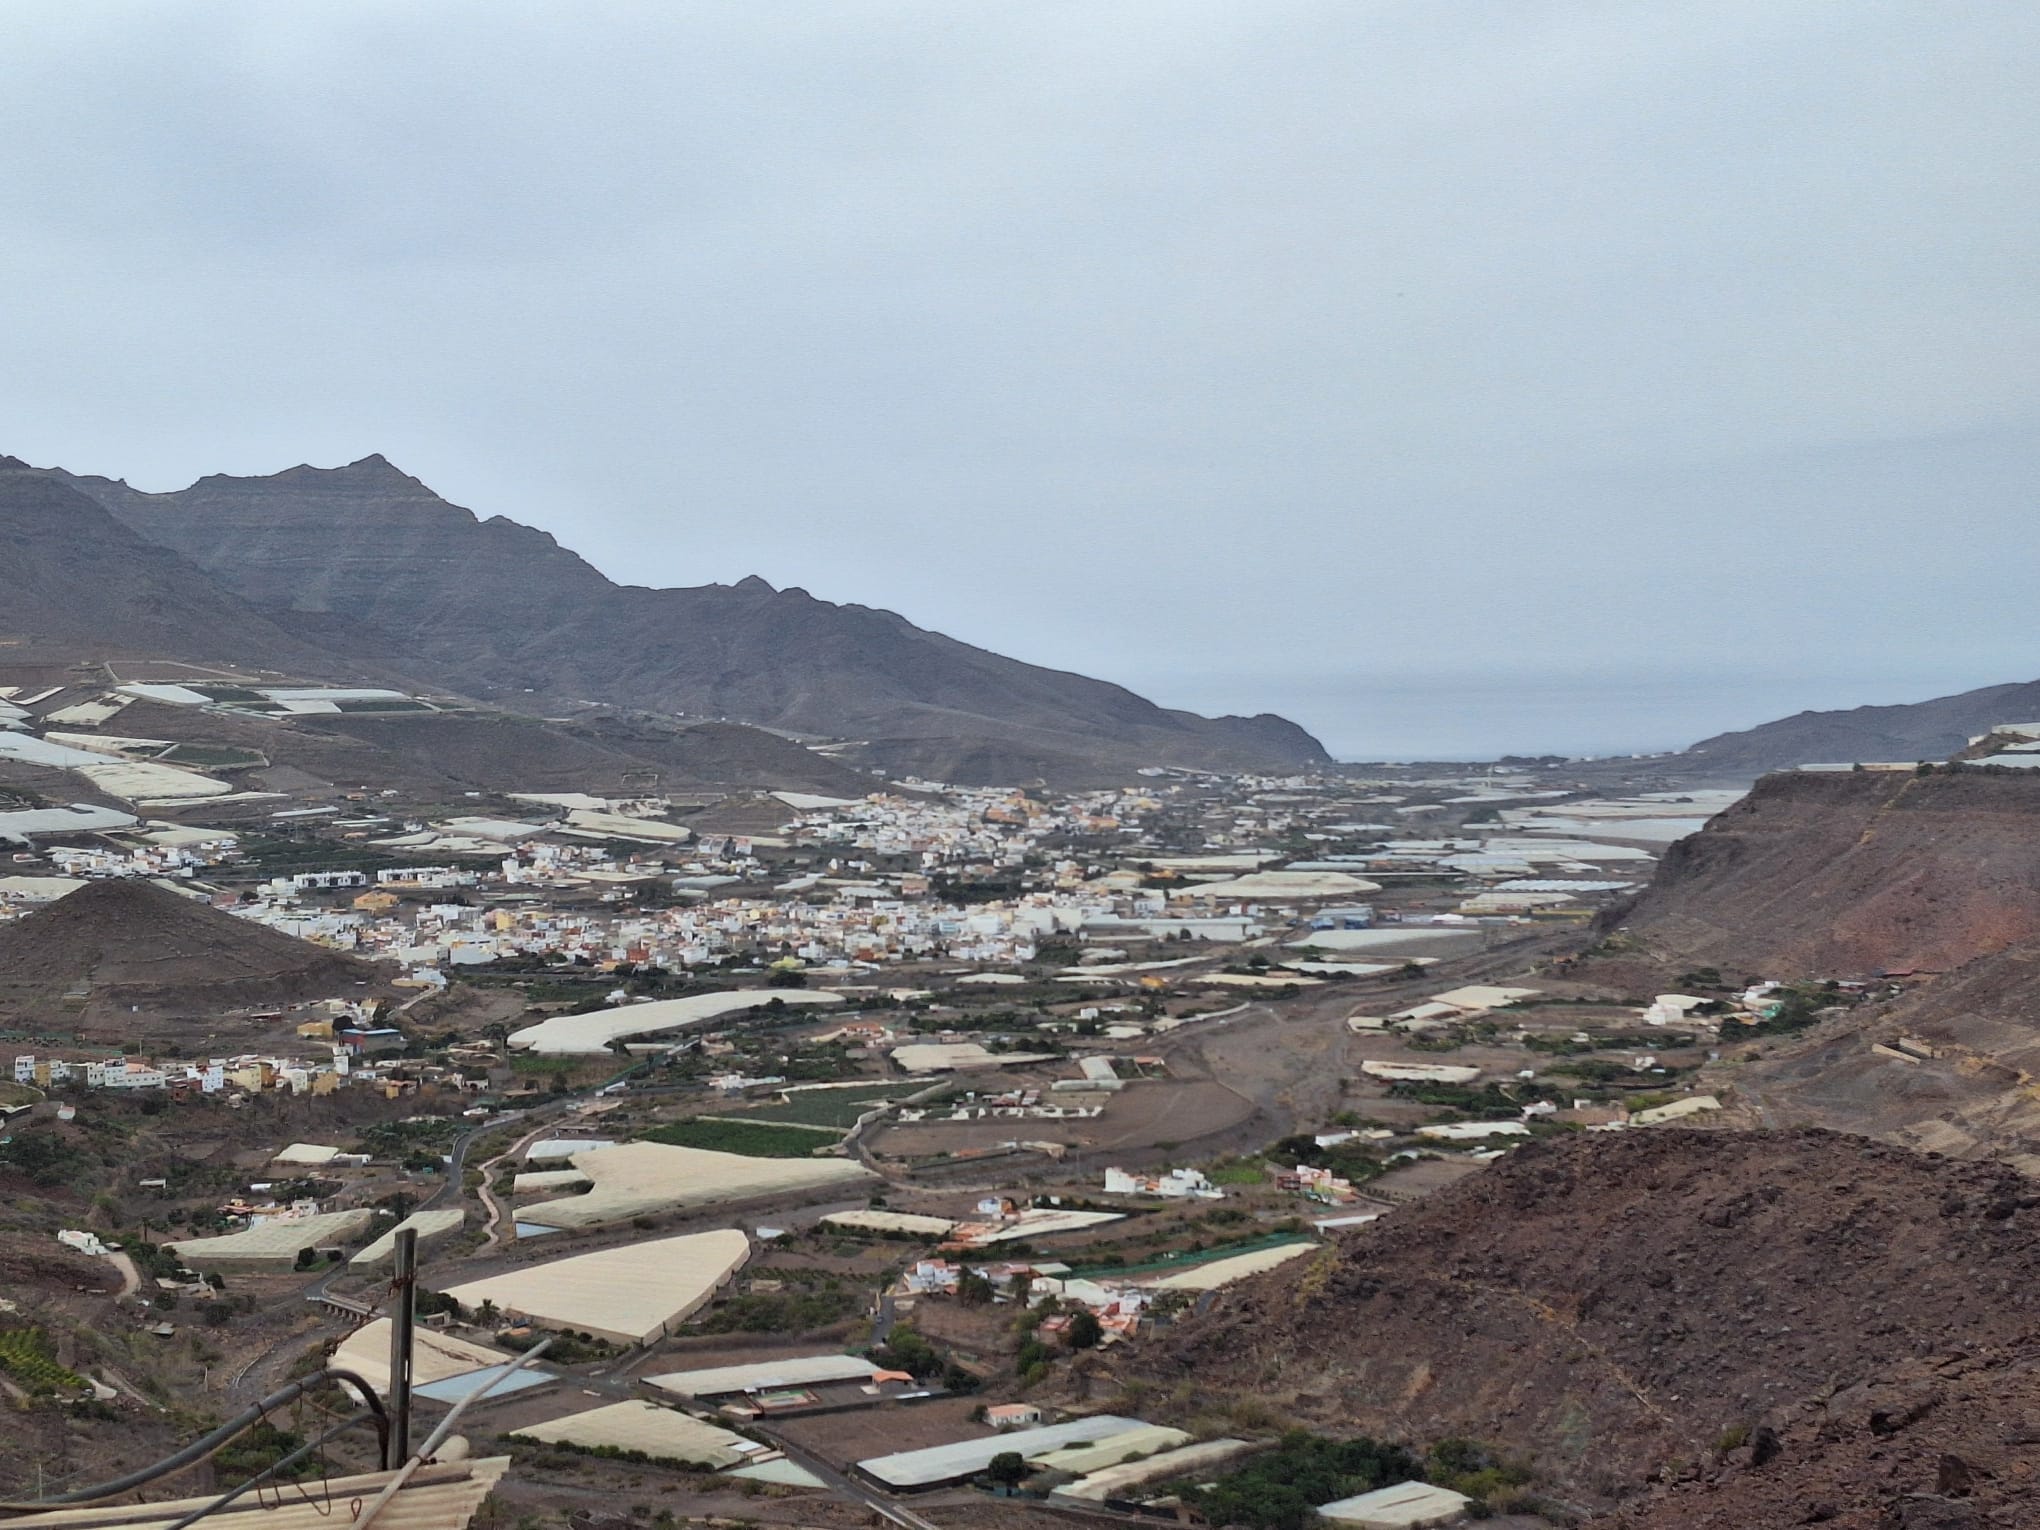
{"left": 50, "top": 455, "right": 1327, "bottom": 782}
{"left": 1608, "top": 767, "right": 2040, "bottom": 978}
{"left": 1116, "top": 1129, "right": 2040, "bottom": 1526}
{"left": 1681, "top": 679, "right": 2040, "bottom": 776}
{"left": 0, "top": 459, "right": 334, "bottom": 671}
{"left": 284, "top": 709, "right": 877, "bottom": 799}
{"left": 0, "top": 879, "right": 386, "bottom": 1021}
{"left": 1591, "top": 764, "right": 2040, "bottom": 1170}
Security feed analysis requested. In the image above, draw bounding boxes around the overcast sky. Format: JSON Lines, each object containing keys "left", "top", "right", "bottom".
{"left": 2, "top": 2, "right": 2034, "bottom": 757}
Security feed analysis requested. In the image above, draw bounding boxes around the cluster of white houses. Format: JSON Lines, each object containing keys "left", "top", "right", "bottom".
{"left": 14, "top": 1048, "right": 359, "bottom": 1095}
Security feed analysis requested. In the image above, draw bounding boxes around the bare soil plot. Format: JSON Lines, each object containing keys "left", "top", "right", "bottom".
{"left": 774, "top": 1393, "right": 992, "bottom": 1467}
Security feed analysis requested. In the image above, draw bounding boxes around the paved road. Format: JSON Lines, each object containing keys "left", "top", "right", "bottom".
{"left": 869, "top": 1291, "right": 900, "bottom": 1348}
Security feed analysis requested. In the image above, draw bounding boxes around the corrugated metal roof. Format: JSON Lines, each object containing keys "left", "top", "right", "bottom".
{"left": 1, "top": 1459, "right": 509, "bottom": 1530}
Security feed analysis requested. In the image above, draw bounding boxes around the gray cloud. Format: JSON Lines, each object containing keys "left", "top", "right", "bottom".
{"left": 2, "top": 1, "right": 2033, "bottom": 756}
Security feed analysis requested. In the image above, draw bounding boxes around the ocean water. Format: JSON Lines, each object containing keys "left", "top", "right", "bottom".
{"left": 1158, "top": 671, "right": 1984, "bottom": 763}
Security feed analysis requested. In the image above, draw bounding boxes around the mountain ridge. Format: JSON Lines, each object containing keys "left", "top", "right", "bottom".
{"left": 1680, "top": 678, "right": 2040, "bottom": 775}
{"left": 40, "top": 452, "right": 1329, "bottom": 783}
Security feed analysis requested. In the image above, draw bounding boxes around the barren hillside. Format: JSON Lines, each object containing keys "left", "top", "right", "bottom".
{"left": 0, "top": 879, "right": 386, "bottom": 1020}
{"left": 1114, "top": 1129, "right": 2040, "bottom": 1525}
{"left": 1609, "top": 768, "right": 2040, "bottom": 979}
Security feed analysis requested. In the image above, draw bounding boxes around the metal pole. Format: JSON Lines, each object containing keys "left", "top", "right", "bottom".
{"left": 349, "top": 1339, "right": 552, "bottom": 1530}
{"left": 388, "top": 1227, "right": 418, "bottom": 1465}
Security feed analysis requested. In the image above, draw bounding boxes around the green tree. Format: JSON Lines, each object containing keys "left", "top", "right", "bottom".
{"left": 985, "top": 1451, "right": 1028, "bottom": 1488}
{"left": 1066, "top": 1310, "right": 1103, "bottom": 1349}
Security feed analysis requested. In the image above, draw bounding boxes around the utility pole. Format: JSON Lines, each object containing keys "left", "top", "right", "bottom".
{"left": 388, "top": 1227, "right": 417, "bottom": 1465}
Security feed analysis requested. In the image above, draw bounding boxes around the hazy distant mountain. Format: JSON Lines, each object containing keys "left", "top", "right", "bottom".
{"left": 1682, "top": 678, "right": 2040, "bottom": 774}
{"left": 54, "top": 454, "right": 1327, "bottom": 781}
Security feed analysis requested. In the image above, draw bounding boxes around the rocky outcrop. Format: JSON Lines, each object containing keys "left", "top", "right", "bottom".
{"left": 56, "top": 454, "right": 1330, "bottom": 782}
{"left": 1610, "top": 767, "right": 2040, "bottom": 978}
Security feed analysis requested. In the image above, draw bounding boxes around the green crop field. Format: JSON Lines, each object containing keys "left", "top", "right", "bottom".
{"left": 737, "top": 1084, "right": 914, "bottom": 1127}
{"left": 0, "top": 1329, "right": 85, "bottom": 1394}
{"left": 639, "top": 1118, "right": 843, "bottom": 1157}
{"left": 157, "top": 743, "right": 269, "bottom": 769}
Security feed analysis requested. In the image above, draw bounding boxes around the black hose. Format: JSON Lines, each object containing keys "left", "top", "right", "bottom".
{"left": 0, "top": 1368, "right": 390, "bottom": 1512}
{"left": 155, "top": 1409, "right": 379, "bottom": 1530}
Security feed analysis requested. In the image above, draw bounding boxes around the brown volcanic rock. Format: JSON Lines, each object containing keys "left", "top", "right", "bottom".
{"left": 1119, "top": 1129, "right": 2040, "bottom": 1517}
{"left": 1593, "top": 768, "right": 2040, "bottom": 1169}
{"left": 0, "top": 878, "right": 385, "bottom": 1016}
{"left": 1610, "top": 768, "right": 2040, "bottom": 979}
{"left": 58, "top": 455, "right": 1327, "bottom": 782}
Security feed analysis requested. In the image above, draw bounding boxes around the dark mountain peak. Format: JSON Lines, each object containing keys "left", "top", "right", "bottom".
{"left": 0, "top": 454, "right": 32, "bottom": 471}
{"left": 194, "top": 453, "right": 433, "bottom": 498}
{"left": 48, "top": 447, "right": 1330, "bottom": 782}
{"left": 334, "top": 452, "right": 424, "bottom": 487}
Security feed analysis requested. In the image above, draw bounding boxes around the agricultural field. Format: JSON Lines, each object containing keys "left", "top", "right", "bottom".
{"left": 0, "top": 1327, "right": 86, "bottom": 1394}
{"left": 640, "top": 1118, "right": 843, "bottom": 1157}
{"left": 736, "top": 1084, "right": 917, "bottom": 1128}
{"left": 156, "top": 743, "right": 268, "bottom": 769}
